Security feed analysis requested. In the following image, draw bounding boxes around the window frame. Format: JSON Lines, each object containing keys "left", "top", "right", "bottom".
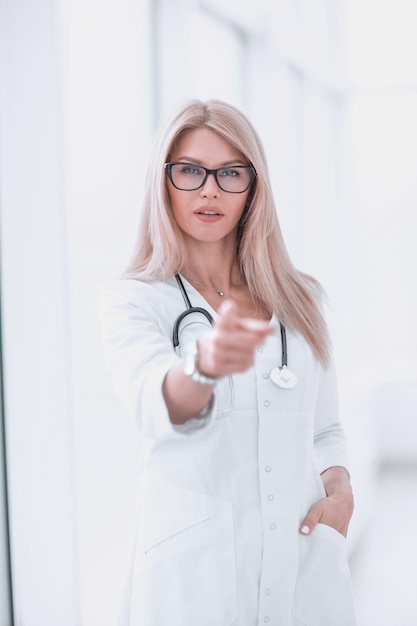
{"left": 0, "top": 283, "right": 14, "bottom": 625}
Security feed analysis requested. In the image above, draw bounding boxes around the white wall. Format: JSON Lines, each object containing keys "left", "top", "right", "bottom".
{"left": 344, "top": 0, "right": 417, "bottom": 465}
{"left": 0, "top": 0, "right": 80, "bottom": 623}
{"left": 0, "top": 0, "right": 152, "bottom": 623}
{"left": 333, "top": 0, "right": 417, "bottom": 548}
{"left": 60, "top": 1, "right": 152, "bottom": 624}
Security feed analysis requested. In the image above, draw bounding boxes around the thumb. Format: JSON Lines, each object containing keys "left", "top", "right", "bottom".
{"left": 299, "top": 501, "right": 324, "bottom": 536}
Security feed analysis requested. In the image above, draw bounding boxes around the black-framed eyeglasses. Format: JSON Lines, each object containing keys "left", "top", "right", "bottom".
{"left": 165, "top": 161, "right": 256, "bottom": 193}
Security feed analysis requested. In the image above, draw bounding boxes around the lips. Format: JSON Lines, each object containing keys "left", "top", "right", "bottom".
{"left": 194, "top": 206, "right": 223, "bottom": 216}
{"left": 193, "top": 206, "right": 224, "bottom": 223}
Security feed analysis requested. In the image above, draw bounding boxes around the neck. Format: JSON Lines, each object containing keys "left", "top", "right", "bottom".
{"left": 182, "top": 239, "right": 242, "bottom": 292}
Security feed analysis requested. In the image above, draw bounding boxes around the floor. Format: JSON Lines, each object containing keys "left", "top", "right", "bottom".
{"left": 349, "top": 464, "right": 417, "bottom": 626}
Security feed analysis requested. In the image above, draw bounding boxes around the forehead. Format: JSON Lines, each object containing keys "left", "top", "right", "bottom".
{"left": 170, "top": 128, "right": 246, "bottom": 165}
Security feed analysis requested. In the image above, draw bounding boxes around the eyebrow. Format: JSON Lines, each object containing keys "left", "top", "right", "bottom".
{"left": 175, "top": 156, "right": 248, "bottom": 167}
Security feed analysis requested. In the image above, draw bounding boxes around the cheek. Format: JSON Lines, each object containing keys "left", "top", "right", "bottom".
{"left": 167, "top": 187, "right": 181, "bottom": 217}
{"left": 168, "top": 188, "right": 190, "bottom": 229}
{"left": 234, "top": 195, "right": 250, "bottom": 221}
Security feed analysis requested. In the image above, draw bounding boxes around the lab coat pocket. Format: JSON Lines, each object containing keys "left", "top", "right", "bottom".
{"left": 130, "top": 475, "right": 237, "bottom": 626}
{"left": 292, "top": 523, "right": 356, "bottom": 626}
{"left": 143, "top": 515, "right": 211, "bottom": 556}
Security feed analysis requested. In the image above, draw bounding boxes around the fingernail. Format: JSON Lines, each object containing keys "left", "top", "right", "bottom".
{"left": 300, "top": 525, "right": 310, "bottom": 535}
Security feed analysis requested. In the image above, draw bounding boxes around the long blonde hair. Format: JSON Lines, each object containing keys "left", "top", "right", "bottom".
{"left": 125, "top": 99, "right": 330, "bottom": 366}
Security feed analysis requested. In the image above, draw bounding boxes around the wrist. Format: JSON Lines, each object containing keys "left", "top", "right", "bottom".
{"left": 321, "top": 466, "right": 352, "bottom": 497}
{"left": 182, "top": 341, "right": 217, "bottom": 386}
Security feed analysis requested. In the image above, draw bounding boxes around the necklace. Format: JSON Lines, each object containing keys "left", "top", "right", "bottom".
{"left": 187, "top": 278, "right": 225, "bottom": 297}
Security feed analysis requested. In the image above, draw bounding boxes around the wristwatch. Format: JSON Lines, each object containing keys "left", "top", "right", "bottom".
{"left": 183, "top": 341, "right": 217, "bottom": 385}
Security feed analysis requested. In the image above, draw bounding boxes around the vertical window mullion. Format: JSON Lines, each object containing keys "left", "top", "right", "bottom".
{"left": 0, "top": 277, "right": 14, "bottom": 625}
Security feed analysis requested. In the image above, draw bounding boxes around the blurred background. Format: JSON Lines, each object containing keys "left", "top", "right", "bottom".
{"left": 0, "top": 0, "right": 416, "bottom": 624}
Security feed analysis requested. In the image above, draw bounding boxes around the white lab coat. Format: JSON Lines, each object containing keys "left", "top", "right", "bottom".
{"left": 99, "top": 276, "right": 357, "bottom": 626}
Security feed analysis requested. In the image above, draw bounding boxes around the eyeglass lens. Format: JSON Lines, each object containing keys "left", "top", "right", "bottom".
{"left": 168, "top": 163, "right": 254, "bottom": 193}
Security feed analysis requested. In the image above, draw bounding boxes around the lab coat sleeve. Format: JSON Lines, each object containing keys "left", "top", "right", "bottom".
{"left": 98, "top": 279, "right": 215, "bottom": 439}
{"left": 313, "top": 361, "right": 349, "bottom": 475}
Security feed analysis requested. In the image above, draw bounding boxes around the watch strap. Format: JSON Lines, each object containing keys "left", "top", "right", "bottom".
{"left": 183, "top": 341, "right": 217, "bottom": 385}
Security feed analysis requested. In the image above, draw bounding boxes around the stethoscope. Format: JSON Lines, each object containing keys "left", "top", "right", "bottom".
{"left": 173, "top": 274, "right": 298, "bottom": 390}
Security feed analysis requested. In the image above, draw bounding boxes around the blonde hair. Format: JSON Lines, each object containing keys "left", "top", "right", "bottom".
{"left": 125, "top": 99, "right": 330, "bottom": 366}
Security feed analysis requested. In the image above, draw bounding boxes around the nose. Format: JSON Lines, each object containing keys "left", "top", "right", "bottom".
{"left": 200, "top": 172, "right": 220, "bottom": 197}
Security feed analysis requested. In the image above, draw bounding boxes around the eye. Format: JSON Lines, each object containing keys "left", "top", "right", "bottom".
{"left": 218, "top": 167, "right": 241, "bottom": 178}
{"left": 180, "top": 164, "right": 204, "bottom": 177}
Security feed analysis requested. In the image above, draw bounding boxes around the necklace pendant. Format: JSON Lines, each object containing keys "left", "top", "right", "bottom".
{"left": 218, "top": 291, "right": 224, "bottom": 297}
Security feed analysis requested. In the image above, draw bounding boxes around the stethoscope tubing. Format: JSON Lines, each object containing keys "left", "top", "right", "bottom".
{"left": 172, "top": 274, "right": 214, "bottom": 348}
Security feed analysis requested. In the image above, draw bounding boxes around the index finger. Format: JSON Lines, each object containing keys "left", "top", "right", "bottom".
{"left": 216, "top": 300, "right": 273, "bottom": 338}
{"left": 238, "top": 317, "right": 273, "bottom": 334}
{"left": 215, "top": 299, "right": 240, "bottom": 330}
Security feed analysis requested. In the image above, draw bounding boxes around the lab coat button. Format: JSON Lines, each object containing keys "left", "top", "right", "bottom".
{"left": 263, "top": 373, "right": 269, "bottom": 379}
{"left": 257, "top": 346, "right": 263, "bottom": 353}
{"left": 265, "top": 466, "right": 271, "bottom": 472}
{"left": 264, "top": 617, "right": 270, "bottom": 623}
{"left": 263, "top": 400, "right": 270, "bottom": 407}
{"left": 267, "top": 494, "right": 274, "bottom": 501}
{"left": 265, "top": 588, "right": 271, "bottom": 595}
{"left": 269, "top": 523, "right": 276, "bottom": 530}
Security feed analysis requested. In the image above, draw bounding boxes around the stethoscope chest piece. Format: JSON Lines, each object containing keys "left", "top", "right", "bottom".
{"left": 269, "top": 365, "right": 298, "bottom": 390}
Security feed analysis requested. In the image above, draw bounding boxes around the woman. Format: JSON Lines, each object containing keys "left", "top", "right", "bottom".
{"left": 100, "top": 99, "right": 356, "bottom": 625}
